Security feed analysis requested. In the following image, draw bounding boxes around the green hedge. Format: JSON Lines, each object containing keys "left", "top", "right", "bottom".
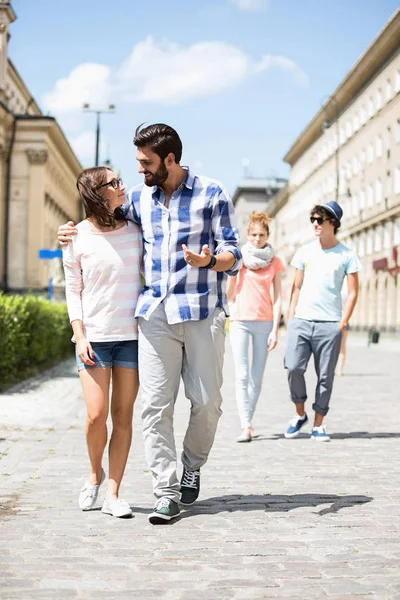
{"left": 0, "top": 293, "right": 73, "bottom": 391}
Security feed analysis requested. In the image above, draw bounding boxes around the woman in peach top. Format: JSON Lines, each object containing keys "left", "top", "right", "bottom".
{"left": 228, "top": 212, "right": 284, "bottom": 442}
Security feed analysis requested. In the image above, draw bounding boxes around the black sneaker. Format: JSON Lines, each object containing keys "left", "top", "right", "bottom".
{"left": 148, "top": 498, "right": 180, "bottom": 524}
{"left": 180, "top": 468, "right": 200, "bottom": 505}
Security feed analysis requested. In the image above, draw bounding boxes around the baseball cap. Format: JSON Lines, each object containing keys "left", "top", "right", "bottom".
{"left": 323, "top": 201, "right": 343, "bottom": 223}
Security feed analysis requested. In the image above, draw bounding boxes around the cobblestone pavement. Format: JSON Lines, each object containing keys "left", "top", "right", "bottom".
{"left": 0, "top": 332, "right": 399, "bottom": 599}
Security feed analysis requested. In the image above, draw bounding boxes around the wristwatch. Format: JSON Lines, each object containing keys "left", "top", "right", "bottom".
{"left": 203, "top": 255, "right": 217, "bottom": 269}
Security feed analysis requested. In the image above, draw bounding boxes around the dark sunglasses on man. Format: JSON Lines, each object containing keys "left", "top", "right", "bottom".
{"left": 96, "top": 178, "right": 123, "bottom": 191}
{"left": 310, "top": 216, "right": 328, "bottom": 225}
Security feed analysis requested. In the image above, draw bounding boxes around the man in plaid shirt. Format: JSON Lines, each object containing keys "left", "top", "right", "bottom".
{"left": 124, "top": 124, "right": 241, "bottom": 523}
{"left": 58, "top": 123, "right": 241, "bottom": 523}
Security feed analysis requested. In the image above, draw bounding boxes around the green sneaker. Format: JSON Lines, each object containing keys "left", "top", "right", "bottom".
{"left": 180, "top": 468, "right": 200, "bottom": 505}
{"left": 148, "top": 498, "right": 180, "bottom": 524}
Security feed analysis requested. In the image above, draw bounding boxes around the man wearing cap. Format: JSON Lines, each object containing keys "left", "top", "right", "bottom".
{"left": 284, "top": 201, "right": 360, "bottom": 441}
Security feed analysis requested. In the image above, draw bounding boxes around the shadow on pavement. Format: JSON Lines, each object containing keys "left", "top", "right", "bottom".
{"left": 180, "top": 493, "right": 373, "bottom": 518}
{"left": 266, "top": 432, "right": 400, "bottom": 440}
{"left": 336, "top": 373, "right": 384, "bottom": 377}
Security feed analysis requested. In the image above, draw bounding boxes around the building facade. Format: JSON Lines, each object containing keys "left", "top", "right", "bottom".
{"left": 274, "top": 9, "right": 400, "bottom": 332}
{"left": 232, "top": 176, "right": 287, "bottom": 245}
{"left": 0, "top": 1, "right": 82, "bottom": 293}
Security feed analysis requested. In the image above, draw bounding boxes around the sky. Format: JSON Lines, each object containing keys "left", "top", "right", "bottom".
{"left": 8, "top": 0, "right": 400, "bottom": 194}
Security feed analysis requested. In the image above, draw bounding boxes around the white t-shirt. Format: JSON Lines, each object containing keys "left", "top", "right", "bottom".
{"left": 291, "top": 240, "right": 361, "bottom": 321}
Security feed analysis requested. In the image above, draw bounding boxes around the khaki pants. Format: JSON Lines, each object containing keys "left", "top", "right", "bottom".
{"left": 138, "top": 303, "right": 226, "bottom": 503}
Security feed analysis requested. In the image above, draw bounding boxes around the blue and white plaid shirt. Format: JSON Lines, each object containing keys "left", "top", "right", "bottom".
{"left": 122, "top": 167, "right": 241, "bottom": 324}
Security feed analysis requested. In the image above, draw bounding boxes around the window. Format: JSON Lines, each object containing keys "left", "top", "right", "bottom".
{"left": 395, "top": 69, "right": 400, "bottom": 93}
{"left": 367, "top": 143, "right": 374, "bottom": 163}
{"left": 352, "top": 194, "right": 358, "bottom": 217}
{"left": 387, "top": 172, "right": 392, "bottom": 196}
{"left": 339, "top": 127, "right": 345, "bottom": 145}
{"left": 345, "top": 121, "right": 352, "bottom": 139}
{"left": 358, "top": 233, "right": 365, "bottom": 257}
{"left": 353, "top": 156, "right": 359, "bottom": 176}
{"left": 376, "top": 136, "right": 383, "bottom": 158}
{"left": 376, "top": 88, "right": 382, "bottom": 111}
{"left": 360, "top": 105, "right": 366, "bottom": 125}
{"left": 346, "top": 161, "right": 352, "bottom": 181}
{"left": 394, "top": 219, "right": 400, "bottom": 246}
{"left": 360, "top": 189, "right": 365, "bottom": 209}
{"left": 353, "top": 114, "right": 359, "bottom": 132}
{"left": 386, "top": 79, "right": 392, "bottom": 101}
{"left": 360, "top": 148, "right": 366, "bottom": 166}
{"left": 368, "top": 96, "right": 374, "bottom": 118}
{"left": 395, "top": 167, "right": 400, "bottom": 195}
{"left": 366, "top": 230, "right": 373, "bottom": 255}
{"left": 384, "top": 222, "right": 391, "bottom": 249}
{"left": 386, "top": 126, "right": 392, "bottom": 149}
{"left": 375, "top": 178, "right": 382, "bottom": 204}
{"left": 374, "top": 226, "right": 381, "bottom": 253}
{"left": 367, "top": 185, "right": 374, "bottom": 207}
{"left": 339, "top": 168, "right": 346, "bottom": 194}
{"left": 396, "top": 120, "right": 400, "bottom": 144}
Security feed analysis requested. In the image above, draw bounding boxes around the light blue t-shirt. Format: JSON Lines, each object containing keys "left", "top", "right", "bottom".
{"left": 291, "top": 241, "right": 361, "bottom": 321}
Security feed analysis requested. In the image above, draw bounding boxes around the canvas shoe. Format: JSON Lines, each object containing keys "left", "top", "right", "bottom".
{"left": 311, "top": 426, "right": 331, "bottom": 442}
{"left": 180, "top": 468, "right": 200, "bottom": 505}
{"left": 102, "top": 497, "right": 133, "bottom": 518}
{"left": 284, "top": 413, "right": 308, "bottom": 438}
{"left": 78, "top": 468, "right": 106, "bottom": 510}
{"left": 236, "top": 429, "right": 252, "bottom": 443}
{"left": 148, "top": 498, "right": 180, "bottom": 524}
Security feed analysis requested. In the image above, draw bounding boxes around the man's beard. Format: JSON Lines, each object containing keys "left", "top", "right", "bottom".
{"left": 143, "top": 161, "right": 168, "bottom": 187}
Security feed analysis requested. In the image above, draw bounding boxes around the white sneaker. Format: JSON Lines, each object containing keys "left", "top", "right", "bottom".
{"left": 236, "top": 430, "right": 251, "bottom": 443}
{"left": 310, "top": 426, "right": 331, "bottom": 442}
{"left": 102, "top": 498, "right": 133, "bottom": 518}
{"left": 78, "top": 469, "right": 106, "bottom": 511}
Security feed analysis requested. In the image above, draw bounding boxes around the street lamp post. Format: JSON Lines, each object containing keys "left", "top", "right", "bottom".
{"left": 321, "top": 95, "right": 340, "bottom": 203}
{"left": 83, "top": 103, "right": 116, "bottom": 166}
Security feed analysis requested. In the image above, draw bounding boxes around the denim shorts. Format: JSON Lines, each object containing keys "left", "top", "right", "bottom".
{"left": 75, "top": 340, "right": 138, "bottom": 371}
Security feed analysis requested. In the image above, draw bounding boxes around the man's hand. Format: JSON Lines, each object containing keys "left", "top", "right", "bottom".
{"left": 182, "top": 244, "right": 213, "bottom": 268}
{"left": 339, "top": 320, "right": 348, "bottom": 333}
{"left": 58, "top": 221, "right": 77, "bottom": 246}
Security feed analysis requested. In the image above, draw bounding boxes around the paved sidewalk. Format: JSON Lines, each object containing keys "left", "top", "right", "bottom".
{"left": 0, "top": 334, "right": 399, "bottom": 599}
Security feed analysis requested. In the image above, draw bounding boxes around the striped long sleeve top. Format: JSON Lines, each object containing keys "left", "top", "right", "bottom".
{"left": 62, "top": 219, "right": 143, "bottom": 342}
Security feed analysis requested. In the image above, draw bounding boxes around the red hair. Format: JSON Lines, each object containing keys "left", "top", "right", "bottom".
{"left": 247, "top": 211, "right": 270, "bottom": 236}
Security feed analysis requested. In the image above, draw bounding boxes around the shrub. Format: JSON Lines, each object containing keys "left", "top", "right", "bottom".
{"left": 0, "top": 293, "right": 73, "bottom": 391}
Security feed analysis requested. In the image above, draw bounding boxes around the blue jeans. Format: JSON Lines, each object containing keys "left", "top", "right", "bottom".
{"left": 229, "top": 320, "right": 273, "bottom": 429}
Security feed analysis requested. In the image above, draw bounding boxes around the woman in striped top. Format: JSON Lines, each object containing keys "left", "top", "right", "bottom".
{"left": 62, "top": 167, "right": 142, "bottom": 518}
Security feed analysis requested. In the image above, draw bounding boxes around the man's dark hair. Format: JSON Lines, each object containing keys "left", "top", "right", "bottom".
{"left": 134, "top": 123, "right": 183, "bottom": 163}
{"left": 311, "top": 204, "right": 341, "bottom": 234}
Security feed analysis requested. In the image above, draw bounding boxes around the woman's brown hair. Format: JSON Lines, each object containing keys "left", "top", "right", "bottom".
{"left": 247, "top": 211, "right": 270, "bottom": 236}
{"left": 76, "top": 167, "right": 122, "bottom": 229}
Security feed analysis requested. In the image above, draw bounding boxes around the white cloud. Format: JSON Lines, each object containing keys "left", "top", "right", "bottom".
{"left": 42, "top": 38, "right": 308, "bottom": 119}
{"left": 254, "top": 54, "right": 309, "bottom": 88}
{"left": 229, "top": 0, "right": 268, "bottom": 11}
{"left": 42, "top": 63, "right": 112, "bottom": 115}
{"left": 116, "top": 37, "right": 249, "bottom": 105}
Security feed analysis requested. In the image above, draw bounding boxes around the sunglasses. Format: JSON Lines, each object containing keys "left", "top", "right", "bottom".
{"left": 96, "top": 178, "right": 123, "bottom": 191}
{"left": 310, "top": 216, "right": 326, "bottom": 225}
